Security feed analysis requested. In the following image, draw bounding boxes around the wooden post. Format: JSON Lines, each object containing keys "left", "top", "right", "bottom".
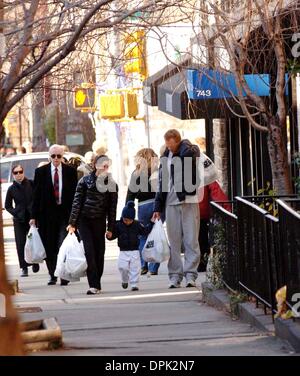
{"left": 0, "top": 0, "right": 24, "bottom": 355}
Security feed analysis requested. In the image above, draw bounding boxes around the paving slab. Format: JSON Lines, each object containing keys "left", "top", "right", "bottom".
{"left": 4, "top": 225, "right": 296, "bottom": 356}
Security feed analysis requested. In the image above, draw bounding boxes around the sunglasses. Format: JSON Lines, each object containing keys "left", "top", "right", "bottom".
{"left": 50, "top": 154, "right": 62, "bottom": 159}
{"left": 13, "top": 170, "right": 24, "bottom": 175}
{"left": 96, "top": 164, "right": 109, "bottom": 169}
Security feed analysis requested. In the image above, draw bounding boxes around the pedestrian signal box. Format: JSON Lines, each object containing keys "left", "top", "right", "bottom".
{"left": 100, "top": 94, "right": 125, "bottom": 119}
{"left": 74, "top": 87, "right": 96, "bottom": 111}
{"left": 99, "top": 92, "right": 139, "bottom": 120}
{"left": 125, "top": 92, "right": 138, "bottom": 118}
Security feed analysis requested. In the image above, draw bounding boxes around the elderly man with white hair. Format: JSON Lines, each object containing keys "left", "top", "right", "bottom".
{"left": 30, "top": 144, "right": 78, "bottom": 285}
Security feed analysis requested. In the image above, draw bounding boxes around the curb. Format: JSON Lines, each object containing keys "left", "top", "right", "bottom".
{"left": 237, "top": 301, "right": 274, "bottom": 333}
{"left": 201, "top": 282, "right": 231, "bottom": 314}
{"left": 274, "top": 318, "right": 300, "bottom": 352}
{"left": 202, "top": 282, "right": 300, "bottom": 352}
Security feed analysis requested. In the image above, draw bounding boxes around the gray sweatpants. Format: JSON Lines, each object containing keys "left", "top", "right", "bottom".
{"left": 166, "top": 203, "right": 200, "bottom": 283}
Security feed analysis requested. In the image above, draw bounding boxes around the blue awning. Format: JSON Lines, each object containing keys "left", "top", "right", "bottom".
{"left": 186, "top": 69, "right": 271, "bottom": 100}
{"left": 156, "top": 68, "right": 288, "bottom": 120}
{"left": 157, "top": 72, "right": 231, "bottom": 120}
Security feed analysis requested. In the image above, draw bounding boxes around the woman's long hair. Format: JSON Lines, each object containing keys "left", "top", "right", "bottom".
{"left": 134, "top": 148, "right": 158, "bottom": 174}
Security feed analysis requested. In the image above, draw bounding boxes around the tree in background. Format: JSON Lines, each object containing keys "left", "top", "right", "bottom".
{"left": 0, "top": 0, "right": 187, "bottom": 355}
{"left": 168, "top": 0, "right": 300, "bottom": 194}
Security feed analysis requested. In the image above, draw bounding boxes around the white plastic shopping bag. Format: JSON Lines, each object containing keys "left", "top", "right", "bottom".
{"left": 65, "top": 234, "right": 87, "bottom": 278}
{"left": 24, "top": 226, "right": 46, "bottom": 264}
{"left": 142, "top": 220, "right": 170, "bottom": 263}
{"left": 198, "top": 153, "right": 218, "bottom": 188}
{"left": 55, "top": 233, "right": 87, "bottom": 281}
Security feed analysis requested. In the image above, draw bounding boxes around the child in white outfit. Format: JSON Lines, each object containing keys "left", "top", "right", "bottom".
{"left": 106, "top": 201, "right": 153, "bottom": 291}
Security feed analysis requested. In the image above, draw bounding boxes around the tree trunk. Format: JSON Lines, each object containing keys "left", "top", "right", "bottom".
{"left": 267, "top": 115, "right": 293, "bottom": 195}
{"left": 32, "top": 89, "right": 47, "bottom": 151}
{"left": 0, "top": 188, "right": 24, "bottom": 355}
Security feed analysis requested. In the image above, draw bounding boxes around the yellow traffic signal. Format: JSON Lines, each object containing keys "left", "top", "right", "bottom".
{"left": 74, "top": 87, "right": 96, "bottom": 111}
{"left": 100, "top": 94, "right": 125, "bottom": 119}
{"left": 125, "top": 92, "right": 138, "bottom": 118}
{"left": 124, "top": 31, "right": 147, "bottom": 78}
{"left": 99, "top": 92, "right": 139, "bottom": 120}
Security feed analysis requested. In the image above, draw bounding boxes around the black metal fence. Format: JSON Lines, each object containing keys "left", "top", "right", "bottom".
{"left": 241, "top": 195, "right": 297, "bottom": 216}
{"left": 210, "top": 201, "right": 238, "bottom": 291}
{"left": 277, "top": 199, "right": 300, "bottom": 309}
{"left": 236, "top": 197, "right": 279, "bottom": 314}
{"left": 210, "top": 196, "right": 300, "bottom": 318}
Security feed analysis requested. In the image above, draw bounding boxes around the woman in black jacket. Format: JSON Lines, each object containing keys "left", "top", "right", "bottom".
{"left": 67, "top": 155, "right": 118, "bottom": 295}
{"left": 5, "top": 164, "right": 39, "bottom": 277}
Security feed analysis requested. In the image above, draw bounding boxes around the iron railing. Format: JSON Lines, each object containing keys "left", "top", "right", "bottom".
{"left": 236, "top": 197, "right": 279, "bottom": 314}
{"left": 241, "top": 195, "right": 297, "bottom": 215}
{"left": 277, "top": 199, "right": 300, "bottom": 311}
{"left": 210, "top": 201, "right": 238, "bottom": 291}
{"left": 208, "top": 195, "right": 300, "bottom": 319}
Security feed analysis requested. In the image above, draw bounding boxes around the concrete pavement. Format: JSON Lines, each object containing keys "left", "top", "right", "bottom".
{"left": 4, "top": 225, "right": 295, "bottom": 356}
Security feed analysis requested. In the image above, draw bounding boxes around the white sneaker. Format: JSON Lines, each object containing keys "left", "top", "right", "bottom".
{"left": 168, "top": 281, "right": 181, "bottom": 289}
{"left": 86, "top": 288, "right": 101, "bottom": 295}
{"left": 186, "top": 280, "right": 196, "bottom": 288}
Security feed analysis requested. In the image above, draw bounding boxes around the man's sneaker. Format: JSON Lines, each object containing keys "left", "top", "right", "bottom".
{"left": 122, "top": 283, "right": 128, "bottom": 289}
{"left": 150, "top": 271, "right": 158, "bottom": 275}
{"left": 186, "top": 280, "right": 196, "bottom": 288}
{"left": 86, "top": 288, "right": 101, "bottom": 295}
{"left": 32, "top": 264, "right": 40, "bottom": 273}
{"left": 140, "top": 267, "right": 148, "bottom": 275}
{"left": 20, "top": 267, "right": 28, "bottom": 277}
{"left": 168, "top": 281, "right": 181, "bottom": 289}
{"left": 131, "top": 286, "right": 139, "bottom": 291}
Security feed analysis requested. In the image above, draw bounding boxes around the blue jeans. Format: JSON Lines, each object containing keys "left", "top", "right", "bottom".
{"left": 138, "top": 200, "right": 160, "bottom": 273}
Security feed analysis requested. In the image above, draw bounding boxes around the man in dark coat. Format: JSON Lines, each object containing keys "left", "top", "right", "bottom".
{"left": 30, "top": 144, "right": 78, "bottom": 285}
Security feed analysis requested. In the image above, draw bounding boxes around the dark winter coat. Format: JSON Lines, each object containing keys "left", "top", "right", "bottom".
{"left": 5, "top": 178, "right": 33, "bottom": 223}
{"left": 68, "top": 172, "right": 118, "bottom": 232}
{"left": 31, "top": 162, "right": 78, "bottom": 222}
{"left": 109, "top": 219, "right": 153, "bottom": 251}
{"left": 154, "top": 139, "right": 200, "bottom": 212}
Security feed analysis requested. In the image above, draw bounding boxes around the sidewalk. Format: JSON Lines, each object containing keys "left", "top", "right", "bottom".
{"left": 4, "top": 227, "right": 294, "bottom": 356}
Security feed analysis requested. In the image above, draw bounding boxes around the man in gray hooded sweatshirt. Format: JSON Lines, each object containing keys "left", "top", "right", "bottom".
{"left": 152, "top": 129, "right": 201, "bottom": 288}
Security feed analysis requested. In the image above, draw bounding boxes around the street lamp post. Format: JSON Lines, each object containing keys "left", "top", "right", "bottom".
{"left": 145, "top": 103, "right": 150, "bottom": 148}
{"left": 18, "top": 106, "right": 22, "bottom": 146}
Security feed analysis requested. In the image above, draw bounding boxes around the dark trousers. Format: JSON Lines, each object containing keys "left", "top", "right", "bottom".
{"left": 79, "top": 217, "right": 106, "bottom": 290}
{"left": 14, "top": 220, "right": 30, "bottom": 269}
{"left": 198, "top": 219, "right": 210, "bottom": 266}
{"left": 39, "top": 206, "right": 68, "bottom": 277}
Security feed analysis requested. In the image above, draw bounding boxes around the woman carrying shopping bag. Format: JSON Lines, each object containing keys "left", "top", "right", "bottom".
{"left": 5, "top": 164, "right": 40, "bottom": 276}
{"left": 126, "top": 148, "right": 162, "bottom": 276}
{"left": 67, "top": 155, "right": 118, "bottom": 295}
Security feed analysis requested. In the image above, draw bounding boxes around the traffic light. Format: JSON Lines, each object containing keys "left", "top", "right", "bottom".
{"left": 125, "top": 92, "right": 138, "bottom": 118}
{"left": 124, "top": 31, "right": 147, "bottom": 78}
{"left": 99, "top": 92, "right": 139, "bottom": 120}
{"left": 73, "top": 87, "right": 96, "bottom": 111}
{"left": 99, "top": 94, "right": 125, "bottom": 119}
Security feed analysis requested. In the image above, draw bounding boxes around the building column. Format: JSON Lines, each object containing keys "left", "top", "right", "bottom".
{"left": 212, "top": 118, "right": 228, "bottom": 195}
